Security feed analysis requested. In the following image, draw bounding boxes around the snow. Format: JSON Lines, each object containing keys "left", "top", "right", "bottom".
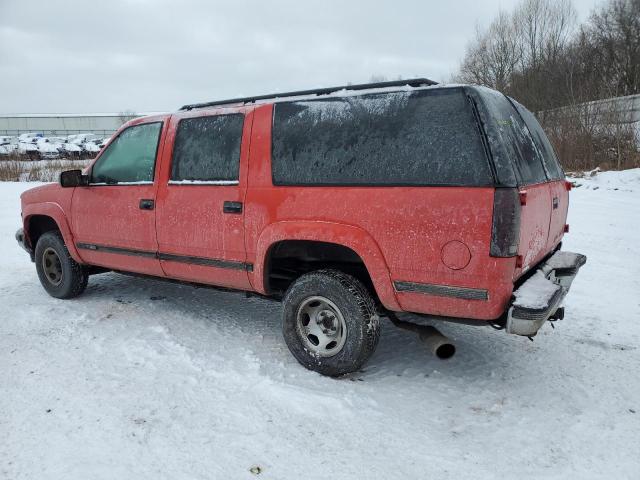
{"left": 1, "top": 170, "right": 640, "bottom": 479}
{"left": 247, "top": 82, "right": 454, "bottom": 106}
{"left": 512, "top": 270, "right": 561, "bottom": 310}
{"left": 513, "top": 252, "right": 587, "bottom": 310}
{"left": 287, "top": 91, "right": 412, "bottom": 122}
{"left": 569, "top": 167, "right": 640, "bottom": 192}
{"left": 90, "top": 181, "right": 153, "bottom": 186}
{"left": 545, "top": 251, "right": 586, "bottom": 270}
{"left": 168, "top": 180, "right": 239, "bottom": 185}
{"left": 0, "top": 145, "right": 14, "bottom": 155}
{"left": 34, "top": 140, "right": 61, "bottom": 155}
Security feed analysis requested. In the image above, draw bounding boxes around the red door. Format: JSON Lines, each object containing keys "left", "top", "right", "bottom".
{"left": 154, "top": 108, "right": 253, "bottom": 290}
{"left": 515, "top": 182, "right": 552, "bottom": 276}
{"left": 71, "top": 118, "right": 167, "bottom": 276}
{"left": 546, "top": 180, "right": 569, "bottom": 250}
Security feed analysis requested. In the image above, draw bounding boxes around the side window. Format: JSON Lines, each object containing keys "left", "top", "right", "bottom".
{"left": 480, "top": 90, "right": 548, "bottom": 185}
{"left": 91, "top": 122, "right": 162, "bottom": 184}
{"left": 271, "top": 89, "right": 493, "bottom": 186}
{"left": 170, "top": 114, "right": 244, "bottom": 182}
{"left": 513, "top": 102, "right": 565, "bottom": 180}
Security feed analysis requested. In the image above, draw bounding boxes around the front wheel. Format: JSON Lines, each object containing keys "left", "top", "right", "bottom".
{"left": 282, "top": 269, "right": 380, "bottom": 376}
{"left": 35, "top": 231, "right": 88, "bottom": 299}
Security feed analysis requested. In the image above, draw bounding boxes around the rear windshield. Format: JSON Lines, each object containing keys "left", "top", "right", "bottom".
{"left": 512, "top": 101, "right": 564, "bottom": 180}
{"left": 271, "top": 88, "right": 494, "bottom": 186}
{"left": 478, "top": 89, "right": 548, "bottom": 185}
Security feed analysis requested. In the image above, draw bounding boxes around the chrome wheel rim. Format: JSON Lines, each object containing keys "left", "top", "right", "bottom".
{"left": 295, "top": 296, "right": 347, "bottom": 357}
{"left": 42, "top": 247, "right": 63, "bottom": 286}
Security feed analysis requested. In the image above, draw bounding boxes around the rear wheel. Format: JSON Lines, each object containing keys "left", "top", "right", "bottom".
{"left": 35, "top": 231, "right": 88, "bottom": 299}
{"left": 282, "top": 269, "right": 380, "bottom": 376}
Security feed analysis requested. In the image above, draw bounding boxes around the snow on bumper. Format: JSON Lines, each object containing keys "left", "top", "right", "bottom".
{"left": 507, "top": 251, "right": 587, "bottom": 336}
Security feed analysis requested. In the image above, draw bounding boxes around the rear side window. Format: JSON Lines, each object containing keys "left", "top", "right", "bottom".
{"left": 513, "top": 102, "right": 564, "bottom": 180}
{"left": 171, "top": 114, "right": 244, "bottom": 182}
{"left": 479, "top": 90, "right": 548, "bottom": 185}
{"left": 271, "top": 88, "right": 493, "bottom": 186}
{"left": 91, "top": 122, "right": 161, "bottom": 184}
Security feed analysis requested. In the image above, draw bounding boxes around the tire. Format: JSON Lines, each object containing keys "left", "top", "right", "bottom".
{"left": 35, "top": 231, "right": 88, "bottom": 299}
{"left": 282, "top": 269, "right": 380, "bottom": 376}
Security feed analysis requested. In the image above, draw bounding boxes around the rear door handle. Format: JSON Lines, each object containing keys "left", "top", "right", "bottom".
{"left": 223, "top": 201, "right": 243, "bottom": 214}
{"left": 552, "top": 197, "right": 559, "bottom": 209}
{"left": 139, "top": 199, "right": 155, "bottom": 210}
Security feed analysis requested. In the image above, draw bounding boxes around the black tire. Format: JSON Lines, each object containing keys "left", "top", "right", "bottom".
{"left": 282, "top": 269, "right": 380, "bottom": 376}
{"left": 35, "top": 231, "right": 88, "bottom": 299}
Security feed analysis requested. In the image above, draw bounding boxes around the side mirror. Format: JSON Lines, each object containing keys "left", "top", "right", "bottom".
{"left": 59, "top": 169, "right": 89, "bottom": 188}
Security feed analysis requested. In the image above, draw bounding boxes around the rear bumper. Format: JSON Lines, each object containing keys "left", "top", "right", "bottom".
{"left": 506, "top": 250, "right": 586, "bottom": 336}
{"left": 16, "top": 228, "right": 34, "bottom": 260}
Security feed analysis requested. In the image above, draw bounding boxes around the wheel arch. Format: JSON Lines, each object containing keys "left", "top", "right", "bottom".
{"left": 22, "top": 203, "right": 83, "bottom": 263}
{"left": 252, "top": 221, "right": 400, "bottom": 310}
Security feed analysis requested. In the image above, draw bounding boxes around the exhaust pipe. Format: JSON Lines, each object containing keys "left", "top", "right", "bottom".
{"left": 386, "top": 313, "right": 456, "bottom": 359}
{"left": 418, "top": 325, "right": 456, "bottom": 359}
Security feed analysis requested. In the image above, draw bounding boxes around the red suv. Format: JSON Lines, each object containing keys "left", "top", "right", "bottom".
{"left": 16, "top": 79, "right": 585, "bottom": 376}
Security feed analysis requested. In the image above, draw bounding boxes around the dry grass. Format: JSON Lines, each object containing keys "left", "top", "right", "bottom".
{"left": 0, "top": 161, "right": 23, "bottom": 181}
{"left": 0, "top": 157, "right": 91, "bottom": 182}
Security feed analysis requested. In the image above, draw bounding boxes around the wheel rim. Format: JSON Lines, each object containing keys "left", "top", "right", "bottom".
{"left": 295, "top": 296, "right": 347, "bottom": 357}
{"left": 42, "top": 247, "right": 63, "bottom": 286}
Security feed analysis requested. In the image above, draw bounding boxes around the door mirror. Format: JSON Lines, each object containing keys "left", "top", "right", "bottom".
{"left": 59, "top": 169, "right": 89, "bottom": 188}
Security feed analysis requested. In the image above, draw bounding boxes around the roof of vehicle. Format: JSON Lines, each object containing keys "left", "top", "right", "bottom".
{"left": 179, "top": 78, "right": 440, "bottom": 111}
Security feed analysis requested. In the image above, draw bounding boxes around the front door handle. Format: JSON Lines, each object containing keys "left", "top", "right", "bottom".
{"left": 552, "top": 197, "right": 559, "bottom": 209}
{"left": 223, "top": 201, "right": 243, "bottom": 214}
{"left": 139, "top": 199, "right": 155, "bottom": 210}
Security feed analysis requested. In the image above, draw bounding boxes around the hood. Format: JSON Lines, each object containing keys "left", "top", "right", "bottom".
{"left": 20, "top": 183, "right": 61, "bottom": 204}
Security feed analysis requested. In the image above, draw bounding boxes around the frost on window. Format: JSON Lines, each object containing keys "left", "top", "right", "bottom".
{"left": 479, "top": 90, "right": 548, "bottom": 185}
{"left": 91, "top": 122, "right": 161, "bottom": 184}
{"left": 171, "top": 114, "right": 244, "bottom": 182}
{"left": 271, "top": 88, "right": 493, "bottom": 186}
{"left": 512, "top": 102, "right": 564, "bottom": 180}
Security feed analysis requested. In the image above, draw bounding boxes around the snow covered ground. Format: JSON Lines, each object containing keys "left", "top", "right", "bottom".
{"left": 1, "top": 171, "right": 639, "bottom": 480}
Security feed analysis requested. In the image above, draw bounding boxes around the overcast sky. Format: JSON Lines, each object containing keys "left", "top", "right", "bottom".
{"left": 0, "top": 0, "right": 602, "bottom": 114}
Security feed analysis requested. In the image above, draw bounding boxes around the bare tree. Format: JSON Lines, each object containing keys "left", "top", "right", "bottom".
{"left": 585, "top": 0, "right": 640, "bottom": 97}
{"left": 508, "top": 0, "right": 577, "bottom": 110}
{"left": 457, "top": 11, "right": 521, "bottom": 91}
{"left": 457, "top": 0, "right": 575, "bottom": 106}
{"left": 454, "top": 0, "right": 639, "bottom": 171}
{"left": 515, "top": 0, "right": 576, "bottom": 69}
{"left": 117, "top": 110, "right": 138, "bottom": 126}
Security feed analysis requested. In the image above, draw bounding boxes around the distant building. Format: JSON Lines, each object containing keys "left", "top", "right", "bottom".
{"left": 0, "top": 112, "right": 163, "bottom": 136}
{"left": 540, "top": 93, "right": 640, "bottom": 140}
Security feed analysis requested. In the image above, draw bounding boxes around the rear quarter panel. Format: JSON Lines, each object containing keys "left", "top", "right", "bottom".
{"left": 245, "top": 104, "right": 514, "bottom": 320}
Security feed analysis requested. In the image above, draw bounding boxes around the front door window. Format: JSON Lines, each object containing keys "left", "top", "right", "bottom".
{"left": 91, "top": 122, "right": 162, "bottom": 184}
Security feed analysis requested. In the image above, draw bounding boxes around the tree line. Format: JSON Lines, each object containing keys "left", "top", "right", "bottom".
{"left": 455, "top": 0, "right": 640, "bottom": 171}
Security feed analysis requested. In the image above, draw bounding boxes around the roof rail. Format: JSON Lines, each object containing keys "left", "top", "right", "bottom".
{"left": 178, "top": 78, "right": 438, "bottom": 111}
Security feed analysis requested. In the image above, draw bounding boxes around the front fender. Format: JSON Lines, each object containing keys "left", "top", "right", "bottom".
{"left": 22, "top": 202, "right": 83, "bottom": 263}
{"left": 251, "top": 220, "right": 401, "bottom": 310}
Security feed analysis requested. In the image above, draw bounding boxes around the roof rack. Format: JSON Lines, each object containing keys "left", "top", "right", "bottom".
{"left": 178, "top": 77, "right": 438, "bottom": 111}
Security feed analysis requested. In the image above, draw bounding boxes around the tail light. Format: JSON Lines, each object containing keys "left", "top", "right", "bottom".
{"left": 490, "top": 188, "right": 521, "bottom": 257}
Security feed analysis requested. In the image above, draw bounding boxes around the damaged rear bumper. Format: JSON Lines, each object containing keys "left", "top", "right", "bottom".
{"left": 507, "top": 251, "right": 587, "bottom": 336}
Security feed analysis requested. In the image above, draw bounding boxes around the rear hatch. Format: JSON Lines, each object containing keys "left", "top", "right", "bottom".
{"left": 512, "top": 102, "right": 569, "bottom": 253}
{"left": 470, "top": 87, "right": 568, "bottom": 279}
